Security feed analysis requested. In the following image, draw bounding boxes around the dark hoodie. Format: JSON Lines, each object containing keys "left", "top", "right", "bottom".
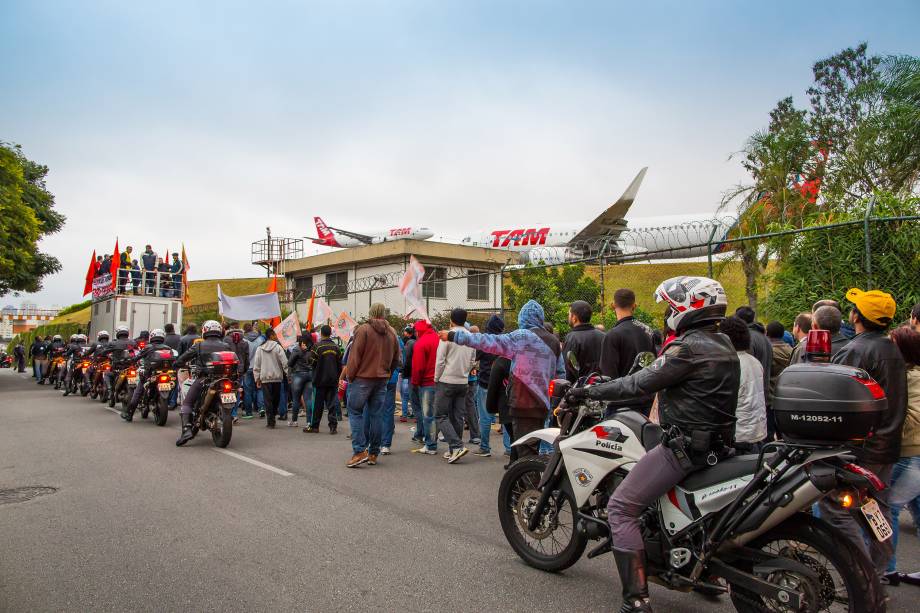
{"left": 476, "top": 314, "right": 505, "bottom": 388}
{"left": 346, "top": 318, "right": 400, "bottom": 381}
{"left": 411, "top": 320, "right": 439, "bottom": 387}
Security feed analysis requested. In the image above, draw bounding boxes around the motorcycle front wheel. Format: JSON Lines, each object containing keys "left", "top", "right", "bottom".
{"left": 729, "top": 512, "right": 883, "bottom": 613}
{"left": 498, "top": 455, "right": 587, "bottom": 572}
{"left": 211, "top": 407, "right": 233, "bottom": 448}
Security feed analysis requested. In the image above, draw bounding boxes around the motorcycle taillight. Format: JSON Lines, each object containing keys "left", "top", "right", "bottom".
{"left": 158, "top": 374, "right": 170, "bottom": 383}
{"left": 222, "top": 380, "right": 233, "bottom": 393}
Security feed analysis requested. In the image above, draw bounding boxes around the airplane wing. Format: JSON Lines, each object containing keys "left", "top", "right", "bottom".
{"left": 327, "top": 226, "right": 375, "bottom": 245}
{"left": 569, "top": 167, "right": 648, "bottom": 244}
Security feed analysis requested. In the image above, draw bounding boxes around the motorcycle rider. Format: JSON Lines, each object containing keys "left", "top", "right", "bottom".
{"left": 98, "top": 326, "right": 137, "bottom": 408}
{"left": 122, "top": 328, "right": 175, "bottom": 421}
{"left": 567, "top": 277, "right": 739, "bottom": 613}
{"left": 85, "top": 330, "right": 110, "bottom": 389}
{"left": 43, "top": 334, "right": 66, "bottom": 385}
{"left": 62, "top": 334, "right": 89, "bottom": 396}
{"left": 174, "top": 320, "right": 231, "bottom": 446}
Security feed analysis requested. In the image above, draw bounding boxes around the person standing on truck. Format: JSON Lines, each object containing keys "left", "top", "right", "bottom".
{"left": 141, "top": 245, "right": 157, "bottom": 295}
{"left": 119, "top": 245, "right": 133, "bottom": 294}
{"left": 170, "top": 253, "right": 184, "bottom": 299}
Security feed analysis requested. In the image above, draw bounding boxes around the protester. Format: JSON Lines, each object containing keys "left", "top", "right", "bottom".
{"left": 344, "top": 303, "right": 400, "bottom": 468}
{"left": 242, "top": 322, "right": 264, "bottom": 418}
{"left": 156, "top": 258, "right": 171, "bottom": 297}
{"left": 444, "top": 299, "right": 564, "bottom": 458}
{"left": 787, "top": 312, "right": 813, "bottom": 364}
{"left": 820, "top": 288, "right": 907, "bottom": 576}
{"left": 814, "top": 299, "right": 857, "bottom": 340}
{"left": 130, "top": 260, "right": 142, "bottom": 294}
{"left": 306, "top": 325, "right": 341, "bottom": 434}
{"left": 474, "top": 315, "right": 505, "bottom": 457}
{"left": 118, "top": 245, "right": 133, "bottom": 292}
{"left": 13, "top": 341, "right": 26, "bottom": 372}
{"left": 410, "top": 319, "right": 440, "bottom": 455}
{"left": 734, "top": 306, "right": 772, "bottom": 405}
{"left": 886, "top": 325, "right": 920, "bottom": 585}
{"left": 287, "top": 334, "right": 314, "bottom": 428}
{"left": 564, "top": 300, "right": 605, "bottom": 382}
{"left": 170, "top": 252, "right": 183, "bottom": 298}
{"left": 30, "top": 336, "right": 49, "bottom": 383}
{"left": 720, "top": 316, "right": 767, "bottom": 451}
{"left": 487, "top": 355, "right": 514, "bottom": 465}
{"left": 432, "top": 308, "right": 477, "bottom": 463}
{"left": 463, "top": 325, "right": 481, "bottom": 449}
{"left": 765, "top": 321, "right": 791, "bottom": 440}
{"left": 253, "top": 328, "right": 289, "bottom": 429}
{"left": 600, "top": 289, "right": 655, "bottom": 414}
{"left": 141, "top": 245, "right": 157, "bottom": 294}
{"left": 380, "top": 331, "right": 405, "bottom": 455}
{"left": 223, "top": 324, "right": 250, "bottom": 423}
{"left": 398, "top": 325, "right": 416, "bottom": 422}
{"left": 812, "top": 304, "right": 851, "bottom": 357}
{"left": 910, "top": 302, "right": 920, "bottom": 332}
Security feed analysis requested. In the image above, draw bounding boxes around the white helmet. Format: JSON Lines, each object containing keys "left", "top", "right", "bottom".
{"left": 115, "top": 325, "right": 130, "bottom": 338}
{"left": 202, "top": 320, "right": 223, "bottom": 338}
{"left": 53, "top": 334, "right": 62, "bottom": 341}
{"left": 76, "top": 334, "right": 88, "bottom": 343}
{"left": 69, "top": 334, "right": 77, "bottom": 342}
{"left": 97, "top": 331, "right": 110, "bottom": 341}
{"left": 150, "top": 328, "right": 166, "bottom": 343}
{"left": 655, "top": 276, "right": 728, "bottom": 333}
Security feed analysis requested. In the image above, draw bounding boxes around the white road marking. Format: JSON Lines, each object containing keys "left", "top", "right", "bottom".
{"left": 104, "top": 407, "right": 121, "bottom": 414}
{"left": 214, "top": 449, "right": 293, "bottom": 477}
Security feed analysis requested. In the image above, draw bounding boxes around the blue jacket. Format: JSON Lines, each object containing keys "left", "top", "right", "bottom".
{"left": 452, "top": 300, "right": 564, "bottom": 416}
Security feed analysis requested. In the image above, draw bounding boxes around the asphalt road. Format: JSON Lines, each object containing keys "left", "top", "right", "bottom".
{"left": 1, "top": 368, "right": 918, "bottom": 612}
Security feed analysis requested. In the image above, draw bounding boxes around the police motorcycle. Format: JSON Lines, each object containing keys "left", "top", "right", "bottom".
{"left": 89, "top": 354, "right": 112, "bottom": 402}
{"left": 498, "top": 334, "right": 889, "bottom": 612}
{"left": 48, "top": 336, "right": 67, "bottom": 389}
{"left": 130, "top": 344, "right": 176, "bottom": 427}
{"left": 62, "top": 335, "right": 91, "bottom": 396}
{"left": 181, "top": 351, "right": 240, "bottom": 448}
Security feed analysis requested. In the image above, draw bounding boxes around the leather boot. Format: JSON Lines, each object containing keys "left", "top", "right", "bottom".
{"left": 121, "top": 401, "right": 136, "bottom": 422}
{"left": 176, "top": 413, "right": 195, "bottom": 446}
{"left": 613, "top": 548, "right": 653, "bottom": 612}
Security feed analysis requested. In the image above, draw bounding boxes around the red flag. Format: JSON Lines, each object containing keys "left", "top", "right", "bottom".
{"left": 83, "top": 250, "right": 97, "bottom": 296}
{"left": 110, "top": 239, "right": 119, "bottom": 290}
{"left": 164, "top": 247, "right": 169, "bottom": 264}
{"left": 267, "top": 275, "right": 281, "bottom": 327}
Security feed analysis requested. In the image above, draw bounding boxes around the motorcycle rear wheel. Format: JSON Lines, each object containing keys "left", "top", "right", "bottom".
{"left": 121, "top": 387, "right": 132, "bottom": 411}
{"left": 728, "top": 512, "right": 883, "bottom": 612}
{"left": 154, "top": 396, "right": 169, "bottom": 427}
{"left": 211, "top": 409, "right": 233, "bottom": 448}
{"left": 498, "top": 455, "right": 587, "bottom": 572}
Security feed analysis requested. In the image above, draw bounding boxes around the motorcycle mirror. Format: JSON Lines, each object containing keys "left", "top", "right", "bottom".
{"left": 566, "top": 351, "right": 579, "bottom": 372}
{"left": 634, "top": 351, "right": 655, "bottom": 370}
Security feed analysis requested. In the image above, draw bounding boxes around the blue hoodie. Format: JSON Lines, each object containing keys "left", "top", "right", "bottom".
{"left": 452, "top": 300, "right": 564, "bottom": 416}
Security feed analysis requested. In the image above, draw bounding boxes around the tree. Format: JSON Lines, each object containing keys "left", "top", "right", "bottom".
{"left": 504, "top": 264, "right": 601, "bottom": 335}
{"left": 0, "top": 143, "right": 65, "bottom": 295}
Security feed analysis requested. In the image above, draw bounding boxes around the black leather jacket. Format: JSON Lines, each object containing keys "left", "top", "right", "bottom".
{"left": 832, "top": 330, "right": 907, "bottom": 464}
{"left": 133, "top": 342, "right": 175, "bottom": 369}
{"left": 176, "top": 336, "right": 232, "bottom": 370}
{"left": 100, "top": 337, "right": 137, "bottom": 367}
{"left": 584, "top": 325, "right": 740, "bottom": 434}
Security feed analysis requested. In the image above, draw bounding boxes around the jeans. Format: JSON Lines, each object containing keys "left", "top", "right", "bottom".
{"left": 290, "top": 373, "right": 313, "bottom": 422}
{"left": 417, "top": 386, "right": 437, "bottom": 450}
{"left": 464, "top": 381, "right": 480, "bottom": 442}
{"left": 474, "top": 385, "right": 492, "bottom": 452}
{"left": 278, "top": 377, "right": 291, "bottom": 419}
{"left": 435, "top": 382, "right": 468, "bottom": 451}
{"left": 242, "top": 370, "right": 263, "bottom": 415}
{"left": 887, "top": 455, "right": 920, "bottom": 572}
{"left": 382, "top": 379, "right": 397, "bottom": 447}
{"left": 818, "top": 461, "right": 894, "bottom": 574}
{"left": 346, "top": 378, "right": 387, "bottom": 455}
{"left": 399, "top": 374, "right": 413, "bottom": 418}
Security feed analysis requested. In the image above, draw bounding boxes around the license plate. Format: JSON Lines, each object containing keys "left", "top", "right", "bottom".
{"left": 860, "top": 498, "right": 893, "bottom": 541}
{"left": 220, "top": 393, "right": 237, "bottom": 404}
{"left": 158, "top": 382, "right": 173, "bottom": 391}
{"left": 128, "top": 377, "right": 138, "bottom": 385}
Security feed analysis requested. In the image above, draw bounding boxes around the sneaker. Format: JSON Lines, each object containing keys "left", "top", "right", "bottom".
{"left": 472, "top": 448, "right": 491, "bottom": 457}
{"left": 259, "top": 410, "right": 265, "bottom": 418}
{"left": 411, "top": 437, "right": 424, "bottom": 445}
{"left": 409, "top": 426, "right": 416, "bottom": 434}
{"left": 411, "top": 447, "right": 436, "bottom": 455}
{"left": 330, "top": 425, "right": 337, "bottom": 435}
{"left": 287, "top": 420, "right": 297, "bottom": 427}
{"left": 381, "top": 446, "right": 391, "bottom": 455}
{"left": 367, "top": 454, "right": 378, "bottom": 466}
{"left": 438, "top": 432, "right": 445, "bottom": 442}
{"left": 302, "top": 425, "right": 316, "bottom": 433}
{"left": 346, "top": 451, "right": 369, "bottom": 468}
{"left": 448, "top": 447, "right": 469, "bottom": 464}
{"left": 232, "top": 417, "right": 240, "bottom": 424}
{"left": 443, "top": 451, "right": 452, "bottom": 459}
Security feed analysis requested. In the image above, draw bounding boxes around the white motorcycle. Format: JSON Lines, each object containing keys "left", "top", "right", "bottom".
{"left": 498, "top": 353, "right": 890, "bottom": 612}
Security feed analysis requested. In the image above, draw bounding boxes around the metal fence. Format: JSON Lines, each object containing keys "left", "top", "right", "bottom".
{"left": 281, "top": 213, "right": 919, "bottom": 334}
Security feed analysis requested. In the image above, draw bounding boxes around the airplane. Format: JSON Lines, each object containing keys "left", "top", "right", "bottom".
{"left": 308, "top": 217, "right": 435, "bottom": 248}
{"left": 459, "top": 168, "right": 738, "bottom": 263}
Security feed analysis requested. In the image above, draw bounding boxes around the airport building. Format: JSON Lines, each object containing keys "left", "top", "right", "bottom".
{"left": 276, "top": 239, "right": 521, "bottom": 322}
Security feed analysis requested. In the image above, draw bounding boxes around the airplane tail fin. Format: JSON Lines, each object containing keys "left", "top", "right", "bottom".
{"left": 313, "top": 217, "right": 338, "bottom": 246}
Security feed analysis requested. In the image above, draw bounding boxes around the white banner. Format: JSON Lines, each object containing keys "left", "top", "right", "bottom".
{"left": 398, "top": 255, "right": 429, "bottom": 321}
{"left": 92, "top": 273, "right": 115, "bottom": 300}
{"left": 274, "top": 311, "right": 301, "bottom": 350}
{"left": 313, "top": 297, "right": 334, "bottom": 327}
{"left": 217, "top": 284, "right": 282, "bottom": 321}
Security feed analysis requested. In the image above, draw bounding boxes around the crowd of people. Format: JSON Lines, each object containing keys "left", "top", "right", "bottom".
{"left": 91, "top": 244, "right": 184, "bottom": 298}
{"left": 10, "top": 276, "right": 920, "bottom": 610}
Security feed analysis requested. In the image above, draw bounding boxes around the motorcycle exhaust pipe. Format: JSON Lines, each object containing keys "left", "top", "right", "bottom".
{"left": 726, "top": 479, "right": 823, "bottom": 548}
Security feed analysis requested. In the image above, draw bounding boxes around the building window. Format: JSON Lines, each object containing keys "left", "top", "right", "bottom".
{"left": 325, "top": 271, "right": 348, "bottom": 301}
{"left": 293, "top": 276, "right": 313, "bottom": 302}
{"left": 422, "top": 266, "right": 446, "bottom": 299}
{"left": 467, "top": 270, "right": 489, "bottom": 301}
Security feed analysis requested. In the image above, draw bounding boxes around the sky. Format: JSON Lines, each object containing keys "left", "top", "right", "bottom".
{"left": 2, "top": 0, "right": 919, "bottom": 308}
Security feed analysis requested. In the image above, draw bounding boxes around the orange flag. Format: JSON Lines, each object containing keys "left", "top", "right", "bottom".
{"left": 110, "top": 239, "right": 119, "bottom": 289}
{"left": 181, "top": 244, "right": 191, "bottom": 306}
{"left": 305, "top": 288, "right": 316, "bottom": 331}
{"left": 83, "top": 250, "right": 97, "bottom": 296}
{"left": 267, "top": 275, "right": 281, "bottom": 327}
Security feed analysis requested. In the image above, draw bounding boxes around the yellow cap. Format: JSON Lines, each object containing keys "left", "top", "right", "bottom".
{"left": 845, "top": 288, "right": 897, "bottom": 326}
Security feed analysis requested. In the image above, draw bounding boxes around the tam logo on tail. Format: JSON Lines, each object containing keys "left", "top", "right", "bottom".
{"left": 313, "top": 217, "right": 339, "bottom": 247}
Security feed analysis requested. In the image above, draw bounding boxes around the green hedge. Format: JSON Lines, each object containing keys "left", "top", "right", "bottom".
{"left": 6, "top": 322, "right": 84, "bottom": 355}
